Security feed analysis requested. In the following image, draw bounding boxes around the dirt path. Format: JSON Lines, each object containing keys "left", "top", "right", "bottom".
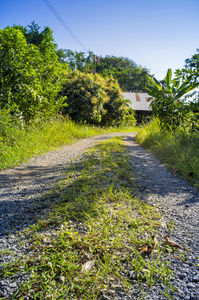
{"left": 0, "top": 132, "right": 136, "bottom": 238}
{"left": 0, "top": 132, "right": 199, "bottom": 299}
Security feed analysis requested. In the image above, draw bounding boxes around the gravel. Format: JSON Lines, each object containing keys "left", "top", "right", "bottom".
{"left": 0, "top": 132, "right": 199, "bottom": 299}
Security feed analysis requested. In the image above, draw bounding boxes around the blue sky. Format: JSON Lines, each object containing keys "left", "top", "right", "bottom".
{"left": 1, "top": 0, "right": 199, "bottom": 79}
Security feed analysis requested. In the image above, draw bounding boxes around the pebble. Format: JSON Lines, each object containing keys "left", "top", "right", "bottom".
{"left": 193, "top": 275, "right": 199, "bottom": 282}
{"left": 186, "top": 283, "right": 196, "bottom": 289}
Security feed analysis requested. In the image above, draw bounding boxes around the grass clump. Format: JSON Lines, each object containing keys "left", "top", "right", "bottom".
{"left": 0, "top": 137, "right": 173, "bottom": 299}
{"left": 136, "top": 118, "right": 199, "bottom": 189}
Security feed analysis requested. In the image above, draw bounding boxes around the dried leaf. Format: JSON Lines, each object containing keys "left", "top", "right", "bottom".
{"left": 136, "top": 235, "right": 158, "bottom": 254}
{"left": 164, "top": 235, "right": 183, "bottom": 249}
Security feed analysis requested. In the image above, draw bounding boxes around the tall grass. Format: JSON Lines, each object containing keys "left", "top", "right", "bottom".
{"left": 0, "top": 115, "right": 135, "bottom": 171}
{"left": 136, "top": 118, "right": 199, "bottom": 189}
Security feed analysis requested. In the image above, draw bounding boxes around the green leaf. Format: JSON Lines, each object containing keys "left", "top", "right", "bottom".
{"left": 147, "top": 74, "right": 162, "bottom": 90}
{"left": 165, "top": 69, "right": 172, "bottom": 92}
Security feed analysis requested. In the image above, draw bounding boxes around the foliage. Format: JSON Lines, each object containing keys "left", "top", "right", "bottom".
{"left": 0, "top": 107, "right": 21, "bottom": 150}
{"left": 146, "top": 69, "right": 197, "bottom": 131}
{"left": 58, "top": 50, "right": 150, "bottom": 92}
{"left": 59, "top": 71, "right": 107, "bottom": 124}
{"left": 58, "top": 49, "right": 94, "bottom": 72}
{"left": 13, "top": 21, "right": 58, "bottom": 52}
{"left": 100, "top": 76, "right": 136, "bottom": 126}
{"left": 175, "top": 48, "right": 199, "bottom": 86}
{"left": 175, "top": 49, "right": 199, "bottom": 131}
{"left": 96, "top": 55, "right": 150, "bottom": 92}
{"left": 0, "top": 113, "right": 136, "bottom": 171}
{"left": 186, "top": 98, "right": 199, "bottom": 131}
{"left": 136, "top": 119, "right": 199, "bottom": 189}
{"left": 59, "top": 71, "right": 135, "bottom": 125}
{"left": 0, "top": 25, "right": 68, "bottom": 123}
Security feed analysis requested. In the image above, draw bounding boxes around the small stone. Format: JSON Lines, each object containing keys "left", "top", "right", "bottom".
{"left": 177, "top": 289, "right": 185, "bottom": 298}
{"left": 190, "top": 295, "right": 199, "bottom": 300}
{"left": 102, "top": 296, "right": 110, "bottom": 300}
{"left": 0, "top": 290, "right": 4, "bottom": 297}
{"left": 129, "top": 270, "right": 137, "bottom": 280}
{"left": 179, "top": 273, "right": 187, "bottom": 279}
{"left": 9, "top": 282, "right": 17, "bottom": 288}
{"left": 186, "top": 282, "right": 196, "bottom": 289}
{"left": 192, "top": 275, "right": 199, "bottom": 283}
{"left": 114, "top": 285, "right": 122, "bottom": 291}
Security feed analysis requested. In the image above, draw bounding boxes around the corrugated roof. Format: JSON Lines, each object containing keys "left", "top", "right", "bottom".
{"left": 123, "top": 92, "right": 152, "bottom": 111}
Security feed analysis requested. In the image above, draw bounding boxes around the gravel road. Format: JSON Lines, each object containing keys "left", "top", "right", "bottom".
{"left": 0, "top": 132, "right": 199, "bottom": 299}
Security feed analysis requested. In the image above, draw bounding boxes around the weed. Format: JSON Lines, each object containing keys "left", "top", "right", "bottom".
{"left": 167, "top": 221, "right": 176, "bottom": 234}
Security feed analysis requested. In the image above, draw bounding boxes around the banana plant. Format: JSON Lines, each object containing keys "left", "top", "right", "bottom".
{"left": 146, "top": 69, "right": 197, "bottom": 131}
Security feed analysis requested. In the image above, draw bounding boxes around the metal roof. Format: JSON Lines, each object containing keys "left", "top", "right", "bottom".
{"left": 123, "top": 92, "right": 152, "bottom": 111}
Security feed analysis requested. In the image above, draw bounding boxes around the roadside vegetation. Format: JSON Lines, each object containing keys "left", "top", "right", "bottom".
{"left": 0, "top": 22, "right": 137, "bottom": 171}
{"left": 136, "top": 119, "right": 199, "bottom": 189}
{"left": 0, "top": 113, "right": 135, "bottom": 171}
{"left": 137, "top": 56, "right": 199, "bottom": 189}
{"left": 0, "top": 137, "right": 174, "bottom": 299}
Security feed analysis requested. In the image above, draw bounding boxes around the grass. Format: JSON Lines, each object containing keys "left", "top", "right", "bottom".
{"left": 0, "top": 115, "right": 136, "bottom": 171}
{"left": 136, "top": 118, "right": 199, "bottom": 189}
{"left": 0, "top": 137, "right": 174, "bottom": 299}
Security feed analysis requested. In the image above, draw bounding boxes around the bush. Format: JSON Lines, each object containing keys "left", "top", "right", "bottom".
{"left": 59, "top": 71, "right": 135, "bottom": 126}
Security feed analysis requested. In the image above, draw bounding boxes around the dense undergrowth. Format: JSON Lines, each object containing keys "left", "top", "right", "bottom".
{"left": 136, "top": 119, "right": 199, "bottom": 189}
{"left": 0, "top": 114, "right": 135, "bottom": 171}
{"left": 0, "top": 137, "right": 175, "bottom": 299}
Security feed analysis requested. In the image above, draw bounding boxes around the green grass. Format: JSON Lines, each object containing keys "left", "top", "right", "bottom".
{"left": 0, "top": 137, "right": 174, "bottom": 299}
{"left": 0, "top": 115, "right": 135, "bottom": 171}
{"left": 136, "top": 118, "right": 199, "bottom": 189}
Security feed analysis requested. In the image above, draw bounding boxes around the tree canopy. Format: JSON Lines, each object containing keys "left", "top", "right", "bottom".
{"left": 96, "top": 55, "right": 150, "bottom": 92}
{"left": 0, "top": 24, "right": 68, "bottom": 123}
{"left": 58, "top": 50, "right": 150, "bottom": 92}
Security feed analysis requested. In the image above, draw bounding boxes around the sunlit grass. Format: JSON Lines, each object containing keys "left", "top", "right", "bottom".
{"left": 136, "top": 118, "right": 199, "bottom": 189}
{"left": 0, "top": 115, "right": 136, "bottom": 171}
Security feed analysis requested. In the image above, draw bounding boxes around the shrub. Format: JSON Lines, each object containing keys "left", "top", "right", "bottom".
{"left": 59, "top": 71, "right": 135, "bottom": 126}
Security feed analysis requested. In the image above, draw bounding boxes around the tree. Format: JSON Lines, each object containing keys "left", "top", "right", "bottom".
{"left": 57, "top": 50, "right": 150, "bottom": 92}
{"left": 56, "top": 48, "right": 67, "bottom": 64}
{"left": 0, "top": 26, "right": 68, "bottom": 123}
{"left": 60, "top": 50, "right": 94, "bottom": 72}
{"left": 96, "top": 55, "right": 150, "bottom": 92}
{"left": 13, "top": 21, "right": 58, "bottom": 55}
{"left": 175, "top": 49, "right": 199, "bottom": 86}
{"left": 24, "top": 21, "right": 42, "bottom": 47}
{"left": 146, "top": 69, "right": 197, "bottom": 131}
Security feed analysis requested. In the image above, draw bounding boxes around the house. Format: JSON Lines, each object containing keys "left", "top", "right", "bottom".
{"left": 123, "top": 92, "right": 152, "bottom": 124}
